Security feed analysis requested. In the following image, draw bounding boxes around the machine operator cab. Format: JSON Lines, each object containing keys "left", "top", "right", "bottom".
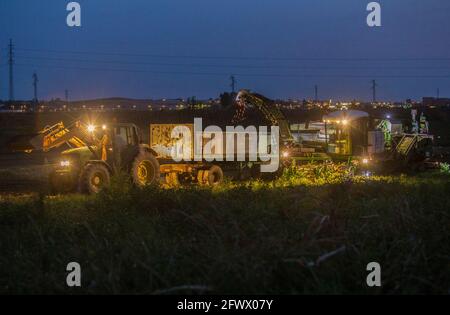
{"left": 95, "top": 123, "right": 141, "bottom": 169}
{"left": 322, "top": 110, "right": 384, "bottom": 167}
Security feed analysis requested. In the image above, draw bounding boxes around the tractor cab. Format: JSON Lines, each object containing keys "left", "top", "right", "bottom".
{"left": 107, "top": 123, "right": 142, "bottom": 169}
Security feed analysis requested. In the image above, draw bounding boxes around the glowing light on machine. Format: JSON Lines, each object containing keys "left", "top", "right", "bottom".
{"left": 87, "top": 124, "right": 96, "bottom": 133}
{"left": 60, "top": 160, "right": 71, "bottom": 167}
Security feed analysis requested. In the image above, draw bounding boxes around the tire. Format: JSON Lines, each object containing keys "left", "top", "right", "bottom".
{"left": 79, "top": 163, "right": 111, "bottom": 194}
{"left": 206, "top": 165, "right": 224, "bottom": 186}
{"left": 132, "top": 151, "right": 160, "bottom": 187}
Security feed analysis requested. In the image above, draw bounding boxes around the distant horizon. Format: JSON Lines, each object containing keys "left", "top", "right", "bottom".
{"left": 1, "top": 94, "right": 447, "bottom": 104}
{"left": 0, "top": 96, "right": 446, "bottom": 103}
{"left": 1, "top": 1, "right": 450, "bottom": 101}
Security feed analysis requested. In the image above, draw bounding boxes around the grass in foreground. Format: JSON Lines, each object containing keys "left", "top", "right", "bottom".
{"left": 0, "top": 169, "right": 449, "bottom": 294}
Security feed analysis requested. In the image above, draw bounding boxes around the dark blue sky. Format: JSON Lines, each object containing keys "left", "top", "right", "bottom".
{"left": 1, "top": 0, "right": 450, "bottom": 101}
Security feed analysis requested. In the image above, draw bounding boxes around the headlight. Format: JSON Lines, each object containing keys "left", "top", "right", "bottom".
{"left": 60, "top": 160, "right": 71, "bottom": 167}
{"left": 363, "top": 170, "right": 372, "bottom": 177}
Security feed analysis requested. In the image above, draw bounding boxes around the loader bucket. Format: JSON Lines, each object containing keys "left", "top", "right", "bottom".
{"left": 7, "top": 133, "right": 43, "bottom": 152}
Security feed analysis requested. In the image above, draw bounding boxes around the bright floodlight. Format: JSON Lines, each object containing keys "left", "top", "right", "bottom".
{"left": 87, "top": 125, "right": 96, "bottom": 133}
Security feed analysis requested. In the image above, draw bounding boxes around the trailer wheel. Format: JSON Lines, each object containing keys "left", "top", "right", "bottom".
{"left": 79, "top": 163, "right": 111, "bottom": 194}
{"left": 206, "top": 165, "right": 224, "bottom": 186}
{"left": 132, "top": 152, "right": 160, "bottom": 187}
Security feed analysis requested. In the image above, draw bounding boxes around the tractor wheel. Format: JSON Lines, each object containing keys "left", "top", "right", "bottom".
{"left": 206, "top": 165, "right": 224, "bottom": 186}
{"left": 132, "top": 152, "right": 160, "bottom": 187}
{"left": 79, "top": 163, "right": 111, "bottom": 194}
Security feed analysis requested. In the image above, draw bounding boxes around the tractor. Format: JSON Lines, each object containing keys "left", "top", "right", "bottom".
{"left": 13, "top": 121, "right": 160, "bottom": 194}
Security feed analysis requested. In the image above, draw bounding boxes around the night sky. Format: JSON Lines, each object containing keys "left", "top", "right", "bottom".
{"left": 1, "top": 0, "right": 450, "bottom": 101}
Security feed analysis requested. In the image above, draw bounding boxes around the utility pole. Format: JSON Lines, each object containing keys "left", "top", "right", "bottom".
{"left": 32, "top": 72, "right": 38, "bottom": 102}
{"left": 371, "top": 80, "right": 377, "bottom": 103}
{"left": 314, "top": 85, "right": 318, "bottom": 102}
{"left": 8, "top": 39, "right": 14, "bottom": 102}
{"left": 437, "top": 88, "right": 440, "bottom": 99}
{"left": 230, "top": 75, "right": 236, "bottom": 94}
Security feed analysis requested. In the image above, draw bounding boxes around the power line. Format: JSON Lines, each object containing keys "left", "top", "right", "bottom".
{"left": 13, "top": 55, "right": 450, "bottom": 70}
{"left": 15, "top": 47, "right": 450, "bottom": 61}
{"left": 13, "top": 63, "right": 450, "bottom": 79}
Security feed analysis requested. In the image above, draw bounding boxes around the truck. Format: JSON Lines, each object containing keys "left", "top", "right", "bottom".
{"left": 147, "top": 90, "right": 331, "bottom": 185}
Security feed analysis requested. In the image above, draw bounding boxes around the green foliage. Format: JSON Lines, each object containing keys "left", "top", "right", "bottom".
{"left": 278, "top": 161, "right": 354, "bottom": 186}
{"left": 440, "top": 163, "right": 450, "bottom": 175}
{"left": 0, "top": 174, "right": 449, "bottom": 294}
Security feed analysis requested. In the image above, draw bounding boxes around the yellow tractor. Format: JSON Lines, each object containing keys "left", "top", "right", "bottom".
{"left": 13, "top": 121, "right": 160, "bottom": 194}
